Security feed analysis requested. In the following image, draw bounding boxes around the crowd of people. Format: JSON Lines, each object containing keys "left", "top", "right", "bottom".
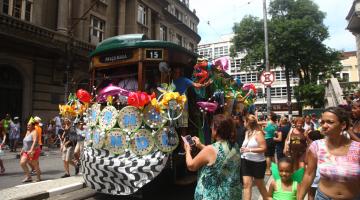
{"left": 0, "top": 114, "right": 85, "bottom": 182}
{"left": 184, "top": 103, "right": 360, "bottom": 199}
{"left": 0, "top": 98, "right": 360, "bottom": 199}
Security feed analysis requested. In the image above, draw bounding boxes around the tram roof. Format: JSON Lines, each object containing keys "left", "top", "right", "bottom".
{"left": 89, "top": 34, "right": 198, "bottom": 58}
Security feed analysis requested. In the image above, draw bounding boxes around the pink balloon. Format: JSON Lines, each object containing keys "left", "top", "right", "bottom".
{"left": 197, "top": 102, "right": 218, "bottom": 113}
{"left": 213, "top": 56, "right": 230, "bottom": 71}
{"left": 97, "top": 84, "right": 130, "bottom": 103}
{"left": 242, "top": 83, "right": 257, "bottom": 93}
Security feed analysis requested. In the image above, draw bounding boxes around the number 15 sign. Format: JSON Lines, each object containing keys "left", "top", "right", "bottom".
{"left": 145, "top": 48, "right": 163, "bottom": 60}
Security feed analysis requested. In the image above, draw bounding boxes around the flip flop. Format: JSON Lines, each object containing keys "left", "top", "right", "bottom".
{"left": 22, "top": 177, "right": 32, "bottom": 183}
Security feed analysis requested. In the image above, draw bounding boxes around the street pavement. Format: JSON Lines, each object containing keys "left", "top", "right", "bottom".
{"left": 1, "top": 146, "right": 272, "bottom": 199}
{"left": 0, "top": 146, "right": 75, "bottom": 189}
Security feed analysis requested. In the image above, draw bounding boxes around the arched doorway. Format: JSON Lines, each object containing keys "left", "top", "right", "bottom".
{"left": 0, "top": 66, "right": 23, "bottom": 120}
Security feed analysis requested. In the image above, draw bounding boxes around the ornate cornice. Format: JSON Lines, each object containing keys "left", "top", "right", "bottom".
{"left": 0, "top": 14, "right": 94, "bottom": 57}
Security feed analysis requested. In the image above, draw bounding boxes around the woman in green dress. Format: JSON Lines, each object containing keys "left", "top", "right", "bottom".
{"left": 184, "top": 114, "right": 242, "bottom": 200}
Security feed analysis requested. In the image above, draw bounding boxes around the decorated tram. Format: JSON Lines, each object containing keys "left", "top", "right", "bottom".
{"left": 59, "top": 34, "right": 258, "bottom": 195}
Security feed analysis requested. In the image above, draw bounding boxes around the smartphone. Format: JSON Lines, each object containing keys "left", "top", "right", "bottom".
{"left": 182, "top": 135, "right": 195, "bottom": 146}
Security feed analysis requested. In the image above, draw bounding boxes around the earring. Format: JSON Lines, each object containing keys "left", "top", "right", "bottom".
{"left": 342, "top": 130, "right": 350, "bottom": 139}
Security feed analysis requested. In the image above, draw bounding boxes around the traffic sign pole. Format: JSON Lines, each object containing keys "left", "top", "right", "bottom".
{"left": 263, "top": 0, "right": 271, "bottom": 116}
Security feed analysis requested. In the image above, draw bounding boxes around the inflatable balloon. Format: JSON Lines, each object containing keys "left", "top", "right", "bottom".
{"left": 76, "top": 89, "right": 91, "bottom": 103}
{"left": 193, "top": 58, "right": 210, "bottom": 84}
{"left": 213, "top": 56, "right": 230, "bottom": 71}
{"left": 197, "top": 101, "right": 218, "bottom": 113}
{"left": 242, "top": 83, "right": 257, "bottom": 94}
{"left": 97, "top": 84, "right": 130, "bottom": 103}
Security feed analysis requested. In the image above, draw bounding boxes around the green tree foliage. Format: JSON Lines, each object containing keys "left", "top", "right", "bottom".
{"left": 294, "top": 84, "right": 325, "bottom": 108}
{"left": 231, "top": 0, "right": 341, "bottom": 109}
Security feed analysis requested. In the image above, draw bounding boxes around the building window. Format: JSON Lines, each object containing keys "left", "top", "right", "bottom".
{"left": 160, "top": 25, "right": 167, "bottom": 41}
{"left": 270, "top": 87, "right": 293, "bottom": 97}
{"left": 189, "top": 43, "right": 194, "bottom": 52}
{"left": 175, "top": 9, "right": 182, "bottom": 21}
{"left": 257, "top": 88, "right": 264, "bottom": 97}
{"left": 176, "top": 34, "right": 182, "bottom": 46}
{"left": 3, "top": 0, "right": 9, "bottom": 14}
{"left": 25, "top": 0, "right": 32, "bottom": 21}
{"left": 2, "top": 0, "right": 33, "bottom": 21}
{"left": 137, "top": 4, "right": 147, "bottom": 25}
{"left": 90, "top": 15, "right": 105, "bottom": 43}
{"left": 342, "top": 73, "right": 349, "bottom": 82}
{"left": 13, "top": 0, "right": 21, "bottom": 18}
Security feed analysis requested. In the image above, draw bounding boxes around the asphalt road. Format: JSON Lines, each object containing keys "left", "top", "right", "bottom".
{"left": 0, "top": 146, "right": 74, "bottom": 189}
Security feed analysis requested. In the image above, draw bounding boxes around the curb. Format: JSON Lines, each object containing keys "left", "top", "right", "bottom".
{"left": 48, "top": 182, "right": 86, "bottom": 197}
{"left": 12, "top": 192, "right": 50, "bottom": 200}
{"left": 5, "top": 182, "right": 86, "bottom": 200}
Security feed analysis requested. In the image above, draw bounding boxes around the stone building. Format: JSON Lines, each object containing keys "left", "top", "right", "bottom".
{"left": 347, "top": 0, "right": 360, "bottom": 77}
{"left": 0, "top": 0, "right": 200, "bottom": 128}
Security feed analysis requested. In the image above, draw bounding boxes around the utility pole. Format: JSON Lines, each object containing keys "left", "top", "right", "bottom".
{"left": 263, "top": 0, "right": 271, "bottom": 116}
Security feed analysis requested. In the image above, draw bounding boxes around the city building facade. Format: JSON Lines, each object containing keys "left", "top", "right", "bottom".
{"left": 347, "top": 0, "right": 360, "bottom": 75}
{"left": 338, "top": 51, "right": 358, "bottom": 82}
{"left": 197, "top": 34, "right": 299, "bottom": 115}
{"left": 0, "top": 0, "right": 200, "bottom": 126}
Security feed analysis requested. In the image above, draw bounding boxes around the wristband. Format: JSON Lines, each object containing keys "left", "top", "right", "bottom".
{"left": 249, "top": 148, "right": 252, "bottom": 153}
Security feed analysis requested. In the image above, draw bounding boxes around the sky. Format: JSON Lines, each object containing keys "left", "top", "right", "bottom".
{"left": 190, "top": 0, "right": 355, "bottom": 51}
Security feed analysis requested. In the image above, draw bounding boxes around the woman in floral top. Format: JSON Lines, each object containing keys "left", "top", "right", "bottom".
{"left": 184, "top": 114, "right": 242, "bottom": 200}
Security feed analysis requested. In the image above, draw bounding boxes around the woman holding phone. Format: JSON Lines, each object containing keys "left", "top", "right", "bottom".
{"left": 183, "top": 114, "right": 242, "bottom": 200}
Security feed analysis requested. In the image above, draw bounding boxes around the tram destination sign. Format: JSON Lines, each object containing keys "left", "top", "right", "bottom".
{"left": 99, "top": 50, "right": 133, "bottom": 63}
{"left": 145, "top": 48, "right": 163, "bottom": 60}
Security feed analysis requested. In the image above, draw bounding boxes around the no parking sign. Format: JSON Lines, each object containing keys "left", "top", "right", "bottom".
{"left": 260, "top": 71, "right": 275, "bottom": 86}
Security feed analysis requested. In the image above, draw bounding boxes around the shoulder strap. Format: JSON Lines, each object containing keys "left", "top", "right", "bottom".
{"left": 275, "top": 180, "right": 283, "bottom": 192}
{"left": 243, "top": 130, "right": 254, "bottom": 148}
{"left": 286, "top": 128, "right": 293, "bottom": 144}
{"left": 292, "top": 181, "right": 298, "bottom": 192}
{"left": 219, "top": 142, "right": 240, "bottom": 172}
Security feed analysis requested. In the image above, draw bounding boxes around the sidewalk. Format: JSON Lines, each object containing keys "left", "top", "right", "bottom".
{"left": 0, "top": 176, "right": 85, "bottom": 200}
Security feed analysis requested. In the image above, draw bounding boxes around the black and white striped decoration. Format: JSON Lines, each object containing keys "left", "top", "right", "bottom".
{"left": 81, "top": 147, "right": 168, "bottom": 195}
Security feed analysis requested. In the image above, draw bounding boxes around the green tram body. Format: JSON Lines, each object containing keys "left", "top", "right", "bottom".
{"left": 89, "top": 34, "right": 200, "bottom": 186}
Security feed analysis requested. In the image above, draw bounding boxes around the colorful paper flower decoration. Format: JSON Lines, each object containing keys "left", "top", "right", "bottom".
{"left": 151, "top": 91, "right": 187, "bottom": 113}
{"left": 127, "top": 91, "right": 156, "bottom": 108}
{"left": 59, "top": 93, "right": 88, "bottom": 119}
